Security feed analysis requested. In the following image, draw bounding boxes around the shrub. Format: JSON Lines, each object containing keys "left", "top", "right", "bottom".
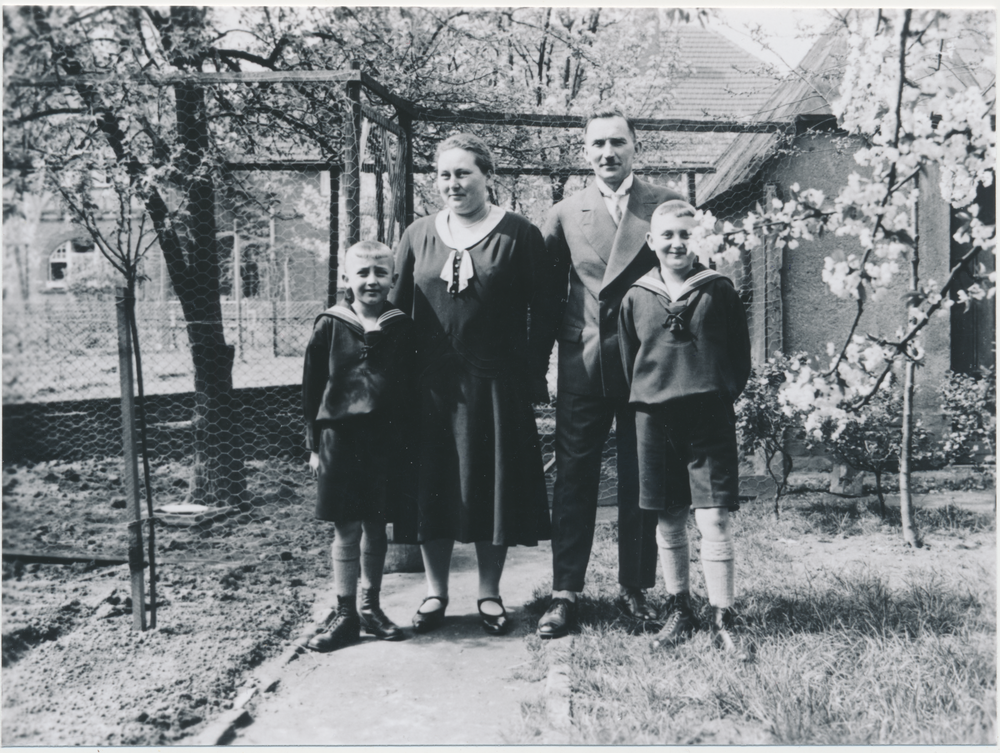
{"left": 812, "top": 381, "right": 938, "bottom": 517}
{"left": 940, "top": 367, "right": 996, "bottom": 485}
{"left": 736, "top": 352, "right": 808, "bottom": 512}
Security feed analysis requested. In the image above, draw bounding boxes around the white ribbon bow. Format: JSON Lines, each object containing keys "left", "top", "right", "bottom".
{"left": 439, "top": 248, "right": 475, "bottom": 294}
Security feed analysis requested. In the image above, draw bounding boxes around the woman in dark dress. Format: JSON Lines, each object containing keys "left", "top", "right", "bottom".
{"left": 390, "top": 133, "right": 551, "bottom": 636}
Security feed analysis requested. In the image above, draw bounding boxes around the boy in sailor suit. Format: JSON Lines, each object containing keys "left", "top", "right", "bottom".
{"left": 618, "top": 200, "right": 751, "bottom": 658}
{"left": 302, "top": 240, "right": 418, "bottom": 652}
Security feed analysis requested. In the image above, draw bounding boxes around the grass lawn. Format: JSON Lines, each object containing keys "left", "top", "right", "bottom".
{"left": 515, "top": 494, "right": 996, "bottom": 745}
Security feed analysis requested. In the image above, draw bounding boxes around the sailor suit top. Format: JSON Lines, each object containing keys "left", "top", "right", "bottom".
{"left": 619, "top": 264, "right": 751, "bottom": 407}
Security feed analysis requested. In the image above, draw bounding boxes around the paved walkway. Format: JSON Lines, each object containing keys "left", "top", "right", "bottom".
{"left": 230, "top": 537, "right": 561, "bottom": 746}
{"left": 213, "top": 492, "right": 994, "bottom": 745}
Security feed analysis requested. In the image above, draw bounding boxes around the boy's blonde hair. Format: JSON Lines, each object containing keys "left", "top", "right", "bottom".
{"left": 345, "top": 240, "right": 394, "bottom": 266}
{"left": 651, "top": 199, "right": 696, "bottom": 221}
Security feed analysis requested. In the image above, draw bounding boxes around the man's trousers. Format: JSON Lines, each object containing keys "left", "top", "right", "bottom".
{"left": 549, "top": 391, "right": 658, "bottom": 593}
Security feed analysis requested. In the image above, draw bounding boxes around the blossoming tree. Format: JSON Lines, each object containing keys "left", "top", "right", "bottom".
{"left": 692, "top": 10, "right": 995, "bottom": 546}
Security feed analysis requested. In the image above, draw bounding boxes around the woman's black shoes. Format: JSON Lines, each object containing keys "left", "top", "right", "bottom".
{"left": 477, "top": 597, "right": 509, "bottom": 636}
{"left": 412, "top": 595, "right": 449, "bottom": 633}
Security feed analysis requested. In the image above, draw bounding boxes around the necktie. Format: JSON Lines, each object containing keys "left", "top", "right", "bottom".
{"left": 611, "top": 198, "right": 623, "bottom": 226}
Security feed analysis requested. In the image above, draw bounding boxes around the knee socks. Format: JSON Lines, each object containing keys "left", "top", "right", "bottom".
{"left": 700, "top": 539, "right": 735, "bottom": 609}
{"left": 360, "top": 532, "right": 388, "bottom": 592}
{"left": 332, "top": 539, "right": 361, "bottom": 599}
{"left": 655, "top": 526, "right": 690, "bottom": 595}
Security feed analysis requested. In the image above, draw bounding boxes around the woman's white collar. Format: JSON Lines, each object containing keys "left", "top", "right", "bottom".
{"left": 435, "top": 205, "right": 505, "bottom": 251}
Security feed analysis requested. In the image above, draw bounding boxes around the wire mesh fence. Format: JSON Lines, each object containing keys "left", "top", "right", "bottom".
{"left": 3, "top": 67, "right": 787, "bottom": 571}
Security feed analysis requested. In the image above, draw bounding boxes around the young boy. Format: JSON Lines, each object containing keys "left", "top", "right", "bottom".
{"left": 618, "top": 200, "right": 751, "bottom": 658}
{"left": 301, "top": 240, "right": 418, "bottom": 652}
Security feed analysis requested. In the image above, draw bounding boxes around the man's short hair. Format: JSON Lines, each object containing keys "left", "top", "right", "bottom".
{"left": 346, "top": 240, "right": 394, "bottom": 264}
{"left": 652, "top": 199, "right": 697, "bottom": 221}
{"left": 583, "top": 108, "right": 637, "bottom": 142}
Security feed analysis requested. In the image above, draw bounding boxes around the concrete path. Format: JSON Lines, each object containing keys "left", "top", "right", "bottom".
{"left": 215, "top": 492, "right": 994, "bottom": 745}
{"left": 231, "top": 538, "right": 558, "bottom": 746}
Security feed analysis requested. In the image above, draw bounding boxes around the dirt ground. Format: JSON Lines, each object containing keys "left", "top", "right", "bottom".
{"left": 1, "top": 455, "right": 329, "bottom": 745}
{"left": 1, "top": 455, "right": 995, "bottom": 745}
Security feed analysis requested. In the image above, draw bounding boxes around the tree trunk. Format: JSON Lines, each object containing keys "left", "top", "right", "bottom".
{"left": 171, "top": 74, "right": 246, "bottom": 507}
{"left": 765, "top": 443, "right": 782, "bottom": 517}
{"left": 898, "top": 359, "right": 920, "bottom": 546}
{"left": 33, "top": 4, "right": 247, "bottom": 506}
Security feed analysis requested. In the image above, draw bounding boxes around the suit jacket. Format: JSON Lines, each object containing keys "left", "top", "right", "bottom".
{"left": 535, "top": 176, "right": 685, "bottom": 399}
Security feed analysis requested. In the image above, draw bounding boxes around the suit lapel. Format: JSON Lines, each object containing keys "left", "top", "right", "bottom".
{"left": 602, "top": 178, "right": 658, "bottom": 289}
{"left": 579, "top": 182, "right": 616, "bottom": 266}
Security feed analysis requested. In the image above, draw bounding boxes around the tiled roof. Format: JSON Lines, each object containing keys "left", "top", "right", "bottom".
{"left": 696, "top": 23, "right": 846, "bottom": 204}
{"left": 638, "top": 22, "right": 781, "bottom": 170}
{"left": 659, "top": 23, "right": 781, "bottom": 121}
{"left": 697, "top": 15, "right": 996, "bottom": 206}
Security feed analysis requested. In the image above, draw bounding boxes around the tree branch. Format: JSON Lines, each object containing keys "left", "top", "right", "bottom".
{"left": 849, "top": 243, "right": 987, "bottom": 410}
{"left": 12, "top": 107, "right": 88, "bottom": 124}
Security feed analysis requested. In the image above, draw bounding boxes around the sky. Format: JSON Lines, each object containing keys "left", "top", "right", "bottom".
{"left": 709, "top": 7, "right": 834, "bottom": 71}
{"left": 209, "top": 5, "right": 837, "bottom": 75}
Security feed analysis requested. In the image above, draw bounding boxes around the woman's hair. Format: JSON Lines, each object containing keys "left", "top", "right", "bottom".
{"left": 435, "top": 133, "right": 495, "bottom": 176}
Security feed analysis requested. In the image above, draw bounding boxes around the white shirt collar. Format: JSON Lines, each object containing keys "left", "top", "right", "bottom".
{"left": 595, "top": 173, "right": 634, "bottom": 199}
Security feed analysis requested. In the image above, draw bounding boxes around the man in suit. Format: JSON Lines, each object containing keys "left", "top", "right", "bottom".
{"left": 534, "top": 109, "right": 686, "bottom": 638}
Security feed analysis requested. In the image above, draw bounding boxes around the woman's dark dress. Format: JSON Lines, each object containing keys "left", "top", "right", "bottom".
{"left": 390, "top": 211, "right": 551, "bottom": 546}
{"left": 302, "top": 304, "right": 418, "bottom": 525}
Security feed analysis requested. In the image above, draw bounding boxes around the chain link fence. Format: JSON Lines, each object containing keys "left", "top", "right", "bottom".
{"left": 3, "top": 69, "right": 787, "bottom": 570}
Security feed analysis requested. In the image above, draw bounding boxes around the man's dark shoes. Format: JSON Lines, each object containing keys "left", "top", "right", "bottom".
{"left": 711, "top": 606, "right": 749, "bottom": 661}
{"left": 306, "top": 595, "right": 360, "bottom": 652}
{"left": 477, "top": 596, "right": 509, "bottom": 636}
{"left": 537, "top": 596, "right": 577, "bottom": 639}
{"left": 617, "top": 588, "right": 657, "bottom": 622}
{"left": 412, "top": 595, "right": 448, "bottom": 633}
{"left": 651, "top": 591, "right": 697, "bottom": 650}
{"left": 359, "top": 588, "right": 404, "bottom": 641}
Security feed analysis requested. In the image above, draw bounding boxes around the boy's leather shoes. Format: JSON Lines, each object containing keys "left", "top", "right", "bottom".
{"left": 360, "top": 588, "right": 404, "bottom": 641}
{"left": 616, "top": 588, "right": 656, "bottom": 621}
{"left": 537, "top": 597, "right": 577, "bottom": 639}
{"left": 711, "top": 607, "right": 749, "bottom": 661}
{"left": 651, "top": 591, "right": 697, "bottom": 650}
{"left": 306, "top": 596, "right": 360, "bottom": 652}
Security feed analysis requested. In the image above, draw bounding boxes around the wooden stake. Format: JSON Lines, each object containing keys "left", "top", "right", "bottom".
{"left": 116, "top": 287, "right": 147, "bottom": 631}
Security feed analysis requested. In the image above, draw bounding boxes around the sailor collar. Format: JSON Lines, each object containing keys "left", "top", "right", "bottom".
{"left": 633, "top": 266, "right": 724, "bottom": 302}
{"left": 320, "top": 304, "right": 407, "bottom": 334}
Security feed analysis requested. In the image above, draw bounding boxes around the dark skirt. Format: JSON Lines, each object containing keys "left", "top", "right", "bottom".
{"left": 315, "top": 415, "right": 416, "bottom": 527}
{"left": 415, "top": 359, "right": 551, "bottom": 546}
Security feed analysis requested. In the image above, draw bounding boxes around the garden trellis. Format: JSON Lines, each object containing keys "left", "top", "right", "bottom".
{"left": 5, "top": 62, "right": 795, "bottom": 584}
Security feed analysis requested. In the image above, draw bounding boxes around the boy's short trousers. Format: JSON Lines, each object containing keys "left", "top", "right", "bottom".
{"left": 635, "top": 392, "right": 740, "bottom": 512}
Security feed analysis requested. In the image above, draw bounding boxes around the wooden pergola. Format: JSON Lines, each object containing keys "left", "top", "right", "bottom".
{"left": 9, "top": 66, "right": 795, "bottom": 304}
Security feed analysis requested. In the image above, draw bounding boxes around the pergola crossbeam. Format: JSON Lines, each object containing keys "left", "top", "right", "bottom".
{"left": 9, "top": 68, "right": 793, "bottom": 136}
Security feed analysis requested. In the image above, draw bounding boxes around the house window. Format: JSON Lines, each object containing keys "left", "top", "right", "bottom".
{"left": 47, "top": 245, "right": 68, "bottom": 287}
{"left": 46, "top": 238, "right": 96, "bottom": 289}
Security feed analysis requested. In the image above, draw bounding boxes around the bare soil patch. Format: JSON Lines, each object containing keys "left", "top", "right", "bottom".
{"left": 2, "top": 456, "right": 328, "bottom": 745}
